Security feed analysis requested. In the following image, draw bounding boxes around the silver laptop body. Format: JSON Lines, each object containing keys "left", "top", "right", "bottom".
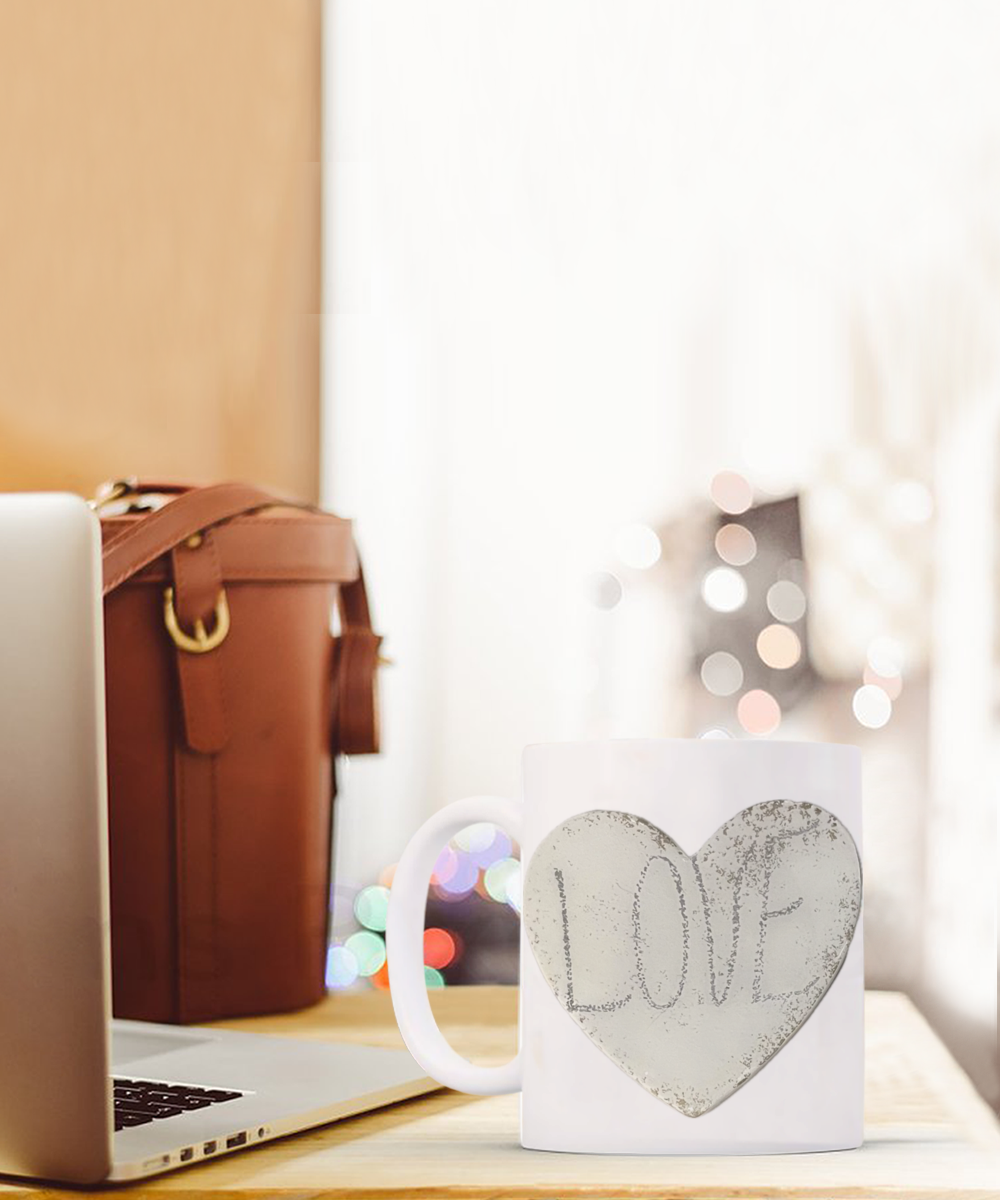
{"left": 0, "top": 493, "right": 432, "bottom": 1184}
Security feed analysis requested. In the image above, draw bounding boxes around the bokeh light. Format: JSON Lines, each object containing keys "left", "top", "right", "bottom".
{"left": 484, "top": 857, "right": 521, "bottom": 904}
{"left": 424, "top": 966, "right": 446, "bottom": 989}
{"left": 737, "top": 689, "right": 782, "bottom": 735}
{"left": 354, "top": 884, "right": 390, "bottom": 932}
{"left": 701, "top": 567, "right": 748, "bottom": 613}
{"left": 454, "top": 823, "right": 496, "bottom": 852}
{"left": 431, "top": 845, "right": 459, "bottom": 886}
{"left": 867, "top": 636, "right": 904, "bottom": 678}
{"left": 853, "top": 684, "right": 892, "bottom": 729}
{"left": 756, "top": 624, "right": 802, "bottom": 669}
{"left": 709, "top": 470, "right": 753, "bottom": 515}
{"left": 437, "top": 854, "right": 479, "bottom": 897}
{"left": 766, "top": 580, "right": 807, "bottom": 623}
{"left": 423, "top": 928, "right": 457, "bottom": 969}
{"left": 339, "top": 814, "right": 525, "bottom": 992}
{"left": 326, "top": 944, "right": 359, "bottom": 989}
{"left": 700, "top": 651, "right": 744, "bottom": 696}
{"left": 468, "top": 828, "right": 513, "bottom": 870}
{"left": 614, "top": 523, "right": 662, "bottom": 570}
{"left": 586, "top": 571, "right": 623, "bottom": 610}
{"left": 345, "top": 930, "right": 387, "bottom": 977}
{"left": 715, "top": 523, "right": 757, "bottom": 566}
{"left": 863, "top": 664, "right": 903, "bottom": 700}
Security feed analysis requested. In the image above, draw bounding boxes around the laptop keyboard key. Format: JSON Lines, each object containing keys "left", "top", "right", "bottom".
{"left": 114, "top": 1112, "right": 155, "bottom": 1129}
{"left": 111, "top": 1076, "right": 245, "bottom": 1132}
{"left": 121, "top": 1102, "right": 185, "bottom": 1117}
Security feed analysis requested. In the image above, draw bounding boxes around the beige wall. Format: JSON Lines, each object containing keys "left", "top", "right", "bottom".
{"left": 0, "top": 0, "right": 321, "bottom": 501}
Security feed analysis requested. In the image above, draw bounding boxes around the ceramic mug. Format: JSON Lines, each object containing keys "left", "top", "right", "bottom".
{"left": 387, "top": 739, "right": 863, "bottom": 1154}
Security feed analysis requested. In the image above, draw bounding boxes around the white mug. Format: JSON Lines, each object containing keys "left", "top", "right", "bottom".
{"left": 387, "top": 739, "right": 863, "bottom": 1154}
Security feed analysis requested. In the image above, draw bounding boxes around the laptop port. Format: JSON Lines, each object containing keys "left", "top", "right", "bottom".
{"left": 203, "top": 1140, "right": 217, "bottom": 1155}
{"left": 179, "top": 1148, "right": 194, "bottom": 1163}
{"left": 226, "top": 1132, "right": 247, "bottom": 1149}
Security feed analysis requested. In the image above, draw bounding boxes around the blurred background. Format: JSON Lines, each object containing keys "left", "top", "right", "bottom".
{"left": 0, "top": 0, "right": 996, "bottom": 1109}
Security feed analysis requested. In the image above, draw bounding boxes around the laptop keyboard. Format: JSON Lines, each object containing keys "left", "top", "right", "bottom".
{"left": 113, "top": 1077, "right": 244, "bottom": 1132}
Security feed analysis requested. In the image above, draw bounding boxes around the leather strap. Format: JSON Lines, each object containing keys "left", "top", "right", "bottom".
{"left": 170, "top": 531, "right": 230, "bottom": 754}
{"left": 102, "top": 482, "right": 299, "bottom": 596}
{"left": 98, "top": 481, "right": 382, "bottom": 757}
{"left": 100, "top": 515, "right": 358, "bottom": 585}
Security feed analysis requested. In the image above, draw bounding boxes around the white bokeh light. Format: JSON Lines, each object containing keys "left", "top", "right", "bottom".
{"left": 866, "top": 635, "right": 905, "bottom": 678}
{"left": 701, "top": 567, "right": 748, "bottom": 613}
{"left": 852, "top": 684, "right": 892, "bottom": 729}
{"left": 766, "top": 579, "right": 807, "bottom": 623}
{"left": 586, "top": 571, "right": 623, "bottom": 610}
{"left": 700, "top": 650, "right": 744, "bottom": 696}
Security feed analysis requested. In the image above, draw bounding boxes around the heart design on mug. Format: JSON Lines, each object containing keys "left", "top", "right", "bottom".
{"left": 524, "top": 801, "right": 862, "bottom": 1117}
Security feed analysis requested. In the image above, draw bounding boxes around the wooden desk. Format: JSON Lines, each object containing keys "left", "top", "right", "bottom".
{"left": 5, "top": 988, "right": 999, "bottom": 1198}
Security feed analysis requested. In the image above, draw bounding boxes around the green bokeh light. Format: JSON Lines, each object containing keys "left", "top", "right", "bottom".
{"left": 424, "top": 965, "right": 446, "bottom": 989}
{"left": 484, "top": 857, "right": 520, "bottom": 904}
{"left": 354, "top": 884, "right": 391, "bottom": 932}
{"left": 345, "top": 930, "right": 387, "bottom": 977}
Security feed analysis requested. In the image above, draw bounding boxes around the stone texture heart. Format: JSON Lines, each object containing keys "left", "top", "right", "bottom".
{"left": 524, "top": 801, "right": 862, "bottom": 1117}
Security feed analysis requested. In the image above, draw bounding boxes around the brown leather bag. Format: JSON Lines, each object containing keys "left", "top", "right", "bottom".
{"left": 97, "top": 480, "right": 381, "bottom": 1023}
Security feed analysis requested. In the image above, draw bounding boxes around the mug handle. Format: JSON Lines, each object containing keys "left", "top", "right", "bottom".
{"left": 386, "top": 795, "right": 523, "bottom": 1094}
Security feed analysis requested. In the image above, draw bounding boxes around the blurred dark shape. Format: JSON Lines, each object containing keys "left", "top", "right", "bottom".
{"left": 692, "top": 495, "right": 816, "bottom": 712}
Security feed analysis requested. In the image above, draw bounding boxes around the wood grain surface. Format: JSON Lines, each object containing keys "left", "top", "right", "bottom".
{"left": 2, "top": 987, "right": 998, "bottom": 1199}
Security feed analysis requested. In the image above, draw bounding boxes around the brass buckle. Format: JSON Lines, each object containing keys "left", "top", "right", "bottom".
{"left": 163, "top": 586, "right": 230, "bottom": 654}
{"left": 88, "top": 477, "right": 139, "bottom": 511}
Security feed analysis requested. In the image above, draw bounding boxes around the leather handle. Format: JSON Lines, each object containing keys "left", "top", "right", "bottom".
{"left": 101, "top": 483, "right": 304, "bottom": 596}
{"left": 331, "top": 568, "right": 382, "bottom": 755}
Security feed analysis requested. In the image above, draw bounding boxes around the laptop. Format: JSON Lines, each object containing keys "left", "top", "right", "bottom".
{"left": 0, "top": 492, "right": 434, "bottom": 1184}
